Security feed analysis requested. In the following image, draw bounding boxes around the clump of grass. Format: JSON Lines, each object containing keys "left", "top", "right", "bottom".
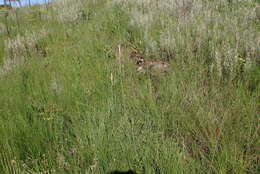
{"left": 51, "top": 0, "right": 87, "bottom": 24}
{"left": 0, "top": 28, "right": 47, "bottom": 76}
{"left": 0, "top": 22, "right": 7, "bottom": 35}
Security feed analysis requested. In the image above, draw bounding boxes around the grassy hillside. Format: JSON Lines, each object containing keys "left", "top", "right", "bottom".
{"left": 0, "top": 0, "right": 259, "bottom": 173}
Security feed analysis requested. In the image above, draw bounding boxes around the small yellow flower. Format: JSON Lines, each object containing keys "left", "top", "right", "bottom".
{"left": 10, "top": 160, "right": 16, "bottom": 164}
{"left": 43, "top": 116, "right": 54, "bottom": 121}
{"left": 239, "top": 57, "right": 246, "bottom": 63}
{"left": 47, "top": 117, "right": 54, "bottom": 121}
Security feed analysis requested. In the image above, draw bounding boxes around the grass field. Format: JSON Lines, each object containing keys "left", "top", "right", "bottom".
{"left": 0, "top": 0, "right": 259, "bottom": 173}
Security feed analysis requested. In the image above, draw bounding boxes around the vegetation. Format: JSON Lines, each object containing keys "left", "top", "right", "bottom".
{"left": 0, "top": 0, "right": 259, "bottom": 173}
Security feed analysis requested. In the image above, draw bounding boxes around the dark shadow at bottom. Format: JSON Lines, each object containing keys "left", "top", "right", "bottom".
{"left": 107, "top": 170, "right": 137, "bottom": 174}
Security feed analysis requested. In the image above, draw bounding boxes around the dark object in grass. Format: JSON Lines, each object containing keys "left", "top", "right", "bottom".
{"left": 108, "top": 170, "right": 137, "bottom": 174}
{"left": 130, "top": 51, "right": 170, "bottom": 73}
{"left": 136, "top": 57, "right": 170, "bottom": 73}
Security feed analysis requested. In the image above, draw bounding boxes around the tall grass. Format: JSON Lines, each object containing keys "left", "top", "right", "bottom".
{"left": 0, "top": 0, "right": 259, "bottom": 173}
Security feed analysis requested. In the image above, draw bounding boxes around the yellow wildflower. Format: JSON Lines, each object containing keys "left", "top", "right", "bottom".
{"left": 43, "top": 116, "right": 54, "bottom": 121}
{"left": 10, "top": 160, "right": 16, "bottom": 164}
{"left": 238, "top": 57, "right": 246, "bottom": 63}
